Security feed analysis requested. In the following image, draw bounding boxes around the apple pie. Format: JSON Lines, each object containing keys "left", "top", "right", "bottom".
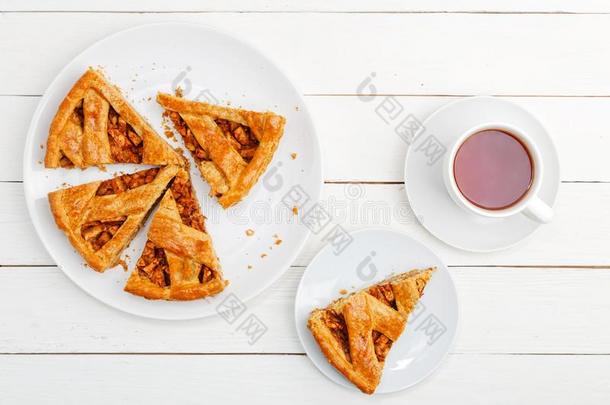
{"left": 124, "top": 168, "right": 228, "bottom": 300}
{"left": 48, "top": 165, "right": 180, "bottom": 272}
{"left": 45, "top": 69, "right": 183, "bottom": 168}
{"left": 307, "top": 268, "right": 435, "bottom": 394}
{"left": 157, "top": 93, "right": 285, "bottom": 208}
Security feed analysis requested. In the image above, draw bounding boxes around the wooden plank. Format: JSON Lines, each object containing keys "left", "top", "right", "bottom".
{"left": 1, "top": 266, "right": 609, "bottom": 354}
{"left": 0, "top": 96, "right": 37, "bottom": 182}
{"left": 4, "top": 95, "right": 610, "bottom": 182}
{"left": 4, "top": 182, "right": 610, "bottom": 266}
{"left": 1, "top": 354, "right": 608, "bottom": 403}
{"left": 2, "top": 0, "right": 610, "bottom": 13}
{"left": 1, "top": 13, "right": 610, "bottom": 96}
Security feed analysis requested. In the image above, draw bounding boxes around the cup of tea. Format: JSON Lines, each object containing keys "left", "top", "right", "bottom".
{"left": 443, "top": 123, "right": 554, "bottom": 223}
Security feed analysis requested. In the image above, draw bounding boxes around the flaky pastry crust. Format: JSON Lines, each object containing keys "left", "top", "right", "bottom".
{"left": 48, "top": 165, "right": 180, "bottom": 272}
{"left": 124, "top": 169, "right": 228, "bottom": 300}
{"left": 307, "top": 268, "right": 435, "bottom": 394}
{"left": 45, "top": 69, "right": 183, "bottom": 168}
{"left": 157, "top": 93, "right": 285, "bottom": 208}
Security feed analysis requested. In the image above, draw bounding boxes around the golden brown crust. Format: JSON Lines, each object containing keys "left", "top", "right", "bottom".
{"left": 157, "top": 93, "right": 285, "bottom": 208}
{"left": 45, "top": 69, "right": 184, "bottom": 168}
{"left": 307, "top": 268, "right": 435, "bottom": 394}
{"left": 124, "top": 169, "right": 228, "bottom": 300}
{"left": 48, "top": 165, "right": 180, "bottom": 272}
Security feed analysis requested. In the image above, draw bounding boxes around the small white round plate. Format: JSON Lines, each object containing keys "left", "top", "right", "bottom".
{"left": 295, "top": 228, "right": 458, "bottom": 394}
{"left": 23, "top": 22, "right": 322, "bottom": 320}
{"left": 405, "top": 96, "right": 560, "bottom": 252}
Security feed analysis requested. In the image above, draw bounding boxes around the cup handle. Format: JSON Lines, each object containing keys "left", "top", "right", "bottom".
{"left": 522, "top": 196, "right": 554, "bottom": 223}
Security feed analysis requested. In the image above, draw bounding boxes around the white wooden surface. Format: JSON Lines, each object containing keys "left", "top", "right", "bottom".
{"left": 1, "top": 2, "right": 609, "bottom": 403}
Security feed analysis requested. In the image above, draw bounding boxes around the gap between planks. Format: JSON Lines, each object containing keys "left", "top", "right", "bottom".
{"left": 4, "top": 180, "right": 610, "bottom": 184}
{"left": 4, "top": 11, "right": 610, "bottom": 15}
{"left": 1, "top": 352, "right": 609, "bottom": 356}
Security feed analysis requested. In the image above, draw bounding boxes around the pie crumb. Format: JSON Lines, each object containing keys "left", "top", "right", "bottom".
{"left": 175, "top": 87, "right": 184, "bottom": 97}
{"left": 339, "top": 289, "right": 348, "bottom": 295}
{"left": 274, "top": 239, "right": 282, "bottom": 246}
{"left": 247, "top": 265, "right": 253, "bottom": 270}
{"left": 290, "top": 152, "right": 297, "bottom": 160}
{"left": 40, "top": 144, "right": 44, "bottom": 150}
{"left": 260, "top": 253, "right": 267, "bottom": 259}
{"left": 292, "top": 206, "right": 299, "bottom": 215}
{"left": 117, "top": 259, "right": 128, "bottom": 272}
{"left": 164, "top": 128, "right": 176, "bottom": 141}
{"left": 295, "top": 106, "right": 300, "bottom": 111}
{"left": 245, "top": 229, "right": 255, "bottom": 237}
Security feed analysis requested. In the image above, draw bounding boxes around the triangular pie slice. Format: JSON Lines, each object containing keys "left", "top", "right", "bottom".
{"left": 124, "top": 168, "right": 228, "bottom": 300}
{"left": 157, "top": 93, "right": 285, "bottom": 208}
{"left": 48, "top": 165, "right": 180, "bottom": 272}
{"left": 307, "top": 268, "right": 435, "bottom": 394}
{"left": 45, "top": 69, "right": 184, "bottom": 168}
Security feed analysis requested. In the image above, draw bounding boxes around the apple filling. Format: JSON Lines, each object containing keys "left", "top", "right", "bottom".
{"left": 166, "top": 111, "right": 210, "bottom": 163}
{"left": 165, "top": 111, "right": 259, "bottom": 163}
{"left": 107, "top": 107, "right": 143, "bottom": 163}
{"left": 214, "top": 118, "right": 259, "bottom": 162}
{"left": 136, "top": 174, "right": 216, "bottom": 288}
{"left": 324, "top": 282, "right": 398, "bottom": 363}
{"left": 136, "top": 240, "right": 171, "bottom": 287}
{"left": 81, "top": 217, "right": 127, "bottom": 251}
{"left": 96, "top": 168, "right": 159, "bottom": 196}
{"left": 170, "top": 171, "right": 206, "bottom": 231}
{"left": 323, "top": 309, "right": 351, "bottom": 362}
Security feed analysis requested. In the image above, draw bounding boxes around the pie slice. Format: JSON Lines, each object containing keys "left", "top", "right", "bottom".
{"left": 48, "top": 165, "right": 180, "bottom": 272}
{"left": 45, "top": 69, "right": 184, "bottom": 168}
{"left": 157, "top": 93, "right": 286, "bottom": 208}
{"left": 307, "top": 268, "right": 435, "bottom": 394}
{"left": 124, "top": 168, "right": 228, "bottom": 300}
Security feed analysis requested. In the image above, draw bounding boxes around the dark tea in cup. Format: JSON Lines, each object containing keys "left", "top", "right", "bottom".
{"left": 453, "top": 129, "right": 533, "bottom": 210}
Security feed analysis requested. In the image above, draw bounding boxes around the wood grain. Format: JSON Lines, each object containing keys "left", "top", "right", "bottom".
{"left": 3, "top": 182, "right": 609, "bottom": 266}
{"left": 5, "top": 95, "right": 610, "bottom": 183}
{"left": 0, "top": 266, "right": 609, "bottom": 354}
{"left": 2, "top": 354, "right": 609, "bottom": 404}
{"left": 1, "top": 13, "right": 610, "bottom": 96}
{"left": 2, "top": 7, "right": 610, "bottom": 403}
{"left": 2, "top": 0, "right": 610, "bottom": 13}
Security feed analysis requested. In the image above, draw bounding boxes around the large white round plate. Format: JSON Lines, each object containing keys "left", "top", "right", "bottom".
{"left": 405, "top": 96, "right": 560, "bottom": 252}
{"left": 23, "top": 23, "right": 322, "bottom": 320}
{"left": 295, "top": 229, "right": 458, "bottom": 394}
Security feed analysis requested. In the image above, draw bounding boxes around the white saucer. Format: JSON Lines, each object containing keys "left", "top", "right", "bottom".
{"left": 404, "top": 96, "right": 560, "bottom": 252}
{"left": 295, "top": 228, "right": 458, "bottom": 394}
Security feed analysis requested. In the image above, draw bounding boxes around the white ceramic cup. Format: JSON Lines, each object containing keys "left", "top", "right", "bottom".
{"left": 442, "top": 123, "right": 554, "bottom": 223}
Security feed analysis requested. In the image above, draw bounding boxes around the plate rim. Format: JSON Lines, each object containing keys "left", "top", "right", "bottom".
{"left": 23, "top": 21, "right": 324, "bottom": 320}
{"left": 404, "top": 95, "right": 561, "bottom": 253}
{"left": 294, "top": 227, "right": 459, "bottom": 394}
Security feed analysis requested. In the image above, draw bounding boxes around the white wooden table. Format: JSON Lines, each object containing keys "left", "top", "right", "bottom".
{"left": 2, "top": 1, "right": 610, "bottom": 403}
